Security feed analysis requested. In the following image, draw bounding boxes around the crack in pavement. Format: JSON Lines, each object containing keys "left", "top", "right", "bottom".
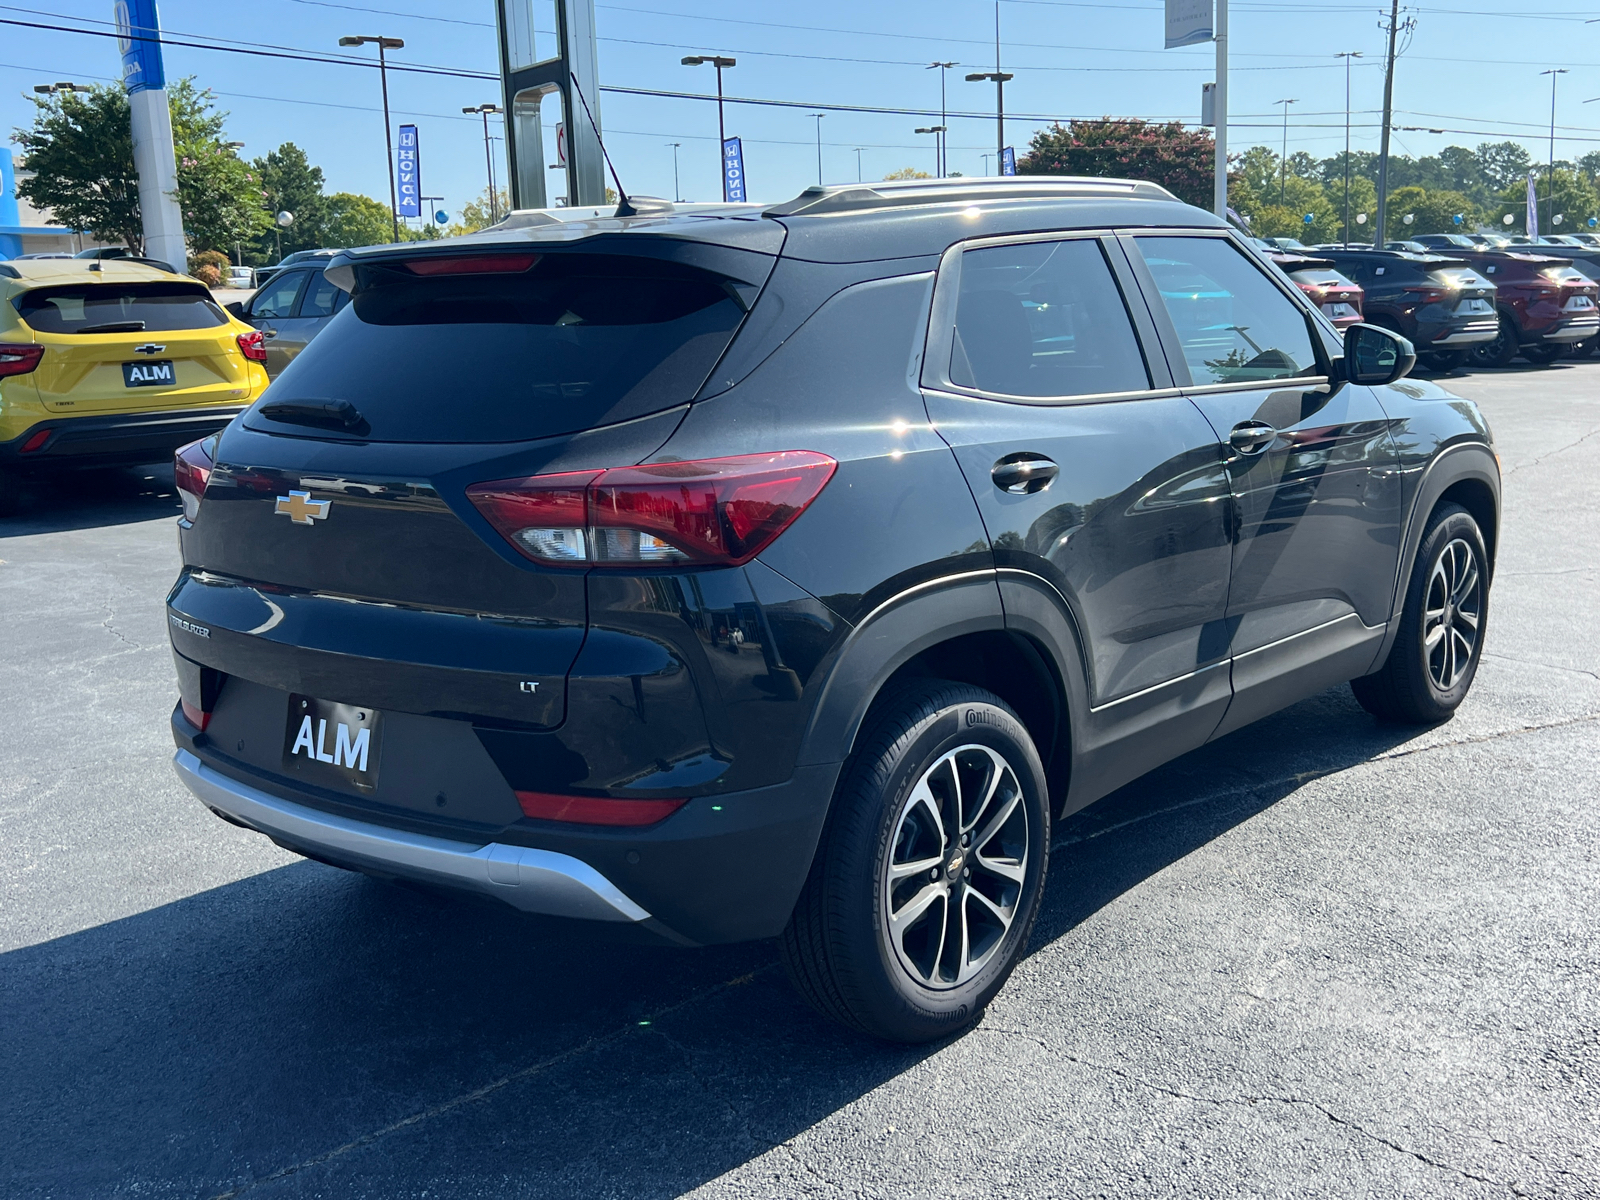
{"left": 1481, "top": 651, "right": 1600, "bottom": 681}
{"left": 975, "top": 1025, "right": 1517, "bottom": 1193}
{"left": 206, "top": 967, "right": 776, "bottom": 1200}
{"left": 1501, "top": 426, "right": 1600, "bottom": 477}
{"left": 1054, "top": 711, "right": 1600, "bottom": 852}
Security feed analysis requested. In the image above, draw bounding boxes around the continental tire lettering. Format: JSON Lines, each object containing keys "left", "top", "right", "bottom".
{"left": 965, "top": 707, "right": 1021, "bottom": 740}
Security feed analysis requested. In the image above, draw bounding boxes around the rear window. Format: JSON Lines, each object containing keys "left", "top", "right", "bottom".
{"left": 250, "top": 252, "right": 749, "bottom": 443}
{"left": 15, "top": 282, "right": 226, "bottom": 335}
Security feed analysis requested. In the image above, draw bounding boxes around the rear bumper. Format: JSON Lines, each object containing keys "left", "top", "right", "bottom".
{"left": 1535, "top": 315, "right": 1600, "bottom": 344}
{"left": 1428, "top": 319, "right": 1499, "bottom": 347}
{"left": 0, "top": 406, "right": 247, "bottom": 471}
{"left": 174, "top": 748, "right": 653, "bottom": 924}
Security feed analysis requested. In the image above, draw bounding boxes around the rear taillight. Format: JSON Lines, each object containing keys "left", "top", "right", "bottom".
{"left": 174, "top": 435, "right": 216, "bottom": 522}
{"left": 516, "top": 791, "right": 687, "bottom": 826}
{"left": 0, "top": 343, "right": 44, "bottom": 378}
{"left": 1405, "top": 287, "right": 1450, "bottom": 304}
{"left": 468, "top": 451, "right": 838, "bottom": 568}
{"left": 180, "top": 699, "right": 211, "bottom": 732}
{"left": 236, "top": 330, "right": 268, "bottom": 362}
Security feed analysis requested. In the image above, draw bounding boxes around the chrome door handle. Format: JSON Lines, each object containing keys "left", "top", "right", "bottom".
{"left": 992, "top": 454, "right": 1059, "bottom": 494}
{"left": 1228, "top": 422, "right": 1278, "bottom": 455}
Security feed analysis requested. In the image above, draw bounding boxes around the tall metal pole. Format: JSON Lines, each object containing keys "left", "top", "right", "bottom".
{"left": 1375, "top": 0, "right": 1400, "bottom": 246}
{"left": 716, "top": 61, "right": 727, "bottom": 197}
{"left": 1214, "top": 0, "right": 1228, "bottom": 218}
{"left": 377, "top": 41, "right": 399, "bottom": 241}
{"left": 995, "top": 3, "right": 1004, "bottom": 159}
{"left": 1277, "top": 99, "right": 1297, "bottom": 205}
{"left": 1337, "top": 52, "right": 1360, "bottom": 246}
{"left": 812, "top": 113, "right": 825, "bottom": 184}
{"left": 854, "top": 147, "right": 864, "bottom": 182}
{"left": 1542, "top": 68, "right": 1567, "bottom": 233}
{"left": 668, "top": 142, "right": 681, "bottom": 200}
{"left": 929, "top": 63, "right": 956, "bottom": 177}
{"left": 483, "top": 109, "right": 497, "bottom": 223}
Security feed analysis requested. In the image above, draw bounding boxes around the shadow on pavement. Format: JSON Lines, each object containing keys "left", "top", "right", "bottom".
{"left": 0, "top": 685, "right": 1436, "bottom": 1198}
{"left": 0, "top": 462, "right": 181, "bottom": 538}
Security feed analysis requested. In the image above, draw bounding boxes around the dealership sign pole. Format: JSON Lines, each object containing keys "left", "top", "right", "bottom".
{"left": 114, "top": 0, "right": 187, "bottom": 268}
{"left": 1166, "top": 0, "right": 1224, "bottom": 219}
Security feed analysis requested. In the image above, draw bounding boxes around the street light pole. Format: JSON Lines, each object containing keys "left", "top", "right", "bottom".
{"left": 1336, "top": 52, "right": 1361, "bottom": 246}
{"left": 667, "top": 142, "right": 682, "bottom": 201}
{"left": 462, "top": 104, "right": 502, "bottom": 223}
{"left": 927, "top": 62, "right": 957, "bottom": 177}
{"left": 966, "top": 3, "right": 1013, "bottom": 166}
{"left": 1542, "top": 68, "right": 1568, "bottom": 234}
{"left": 853, "top": 147, "right": 864, "bottom": 182}
{"left": 1276, "top": 98, "right": 1298, "bottom": 206}
{"left": 915, "top": 127, "right": 947, "bottom": 178}
{"left": 340, "top": 35, "right": 405, "bottom": 242}
{"left": 811, "top": 112, "right": 826, "bottom": 185}
{"left": 682, "top": 56, "right": 737, "bottom": 199}
{"left": 981, "top": 152, "right": 994, "bottom": 177}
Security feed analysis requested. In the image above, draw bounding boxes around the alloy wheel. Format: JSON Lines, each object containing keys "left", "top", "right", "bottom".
{"left": 883, "top": 744, "right": 1029, "bottom": 990}
{"left": 1424, "top": 537, "right": 1482, "bottom": 691}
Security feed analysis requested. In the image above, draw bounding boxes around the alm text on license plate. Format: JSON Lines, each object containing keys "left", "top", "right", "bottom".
{"left": 283, "top": 694, "right": 383, "bottom": 790}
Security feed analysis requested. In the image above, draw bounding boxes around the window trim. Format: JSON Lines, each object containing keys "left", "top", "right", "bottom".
{"left": 919, "top": 229, "right": 1176, "bottom": 407}
{"left": 1119, "top": 228, "right": 1342, "bottom": 393}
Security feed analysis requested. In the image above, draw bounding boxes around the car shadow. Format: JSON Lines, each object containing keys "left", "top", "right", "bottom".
{"left": 0, "top": 685, "right": 1438, "bottom": 1198}
{"left": 0, "top": 462, "right": 182, "bottom": 537}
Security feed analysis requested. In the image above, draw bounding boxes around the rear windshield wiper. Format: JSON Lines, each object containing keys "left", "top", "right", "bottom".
{"left": 257, "top": 398, "right": 367, "bottom": 431}
{"left": 77, "top": 320, "right": 146, "bottom": 334}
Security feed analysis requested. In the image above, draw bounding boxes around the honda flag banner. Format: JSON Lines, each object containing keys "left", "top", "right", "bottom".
{"left": 1001, "top": 147, "right": 1017, "bottom": 176}
{"left": 723, "top": 137, "right": 746, "bottom": 203}
{"left": 397, "top": 124, "right": 420, "bottom": 219}
{"left": 1526, "top": 173, "right": 1538, "bottom": 240}
{"left": 1165, "top": 0, "right": 1213, "bottom": 49}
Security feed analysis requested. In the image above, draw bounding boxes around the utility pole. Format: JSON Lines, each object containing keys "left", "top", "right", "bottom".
{"left": 853, "top": 147, "right": 864, "bottom": 182}
{"left": 681, "top": 55, "right": 736, "bottom": 199}
{"left": 1276, "top": 98, "right": 1298, "bottom": 205}
{"left": 965, "top": 6, "right": 1013, "bottom": 165}
{"left": 981, "top": 152, "right": 994, "bottom": 177}
{"left": 928, "top": 62, "right": 958, "bottom": 177}
{"left": 1542, "top": 68, "right": 1568, "bottom": 234}
{"left": 340, "top": 35, "right": 405, "bottom": 242}
{"left": 1374, "top": 0, "right": 1404, "bottom": 246}
{"left": 1214, "top": 0, "right": 1228, "bottom": 218}
{"left": 915, "top": 125, "right": 946, "bottom": 176}
{"left": 1336, "top": 52, "right": 1361, "bottom": 246}
{"left": 811, "top": 112, "right": 825, "bottom": 185}
{"left": 462, "top": 104, "right": 502, "bottom": 223}
{"left": 667, "top": 142, "right": 681, "bottom": 201}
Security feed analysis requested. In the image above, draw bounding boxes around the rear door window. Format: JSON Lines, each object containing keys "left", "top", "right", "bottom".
{"left": 15, "top": 282, "right": 227, "bottom": 335}
{"left": 252, "top": 271, "right": 310, "bottom": 319}
{"left": 951, "top": 238, "right": 1150, "bottom": 398}
{"left": 1134, "top": 236, "right": 1319, "bottom": 386}
{"left": 298, "top": 270, "right": 344, "bottom": 318}
{"left": 247, "top": 251, "right": 752, "bottom": 443}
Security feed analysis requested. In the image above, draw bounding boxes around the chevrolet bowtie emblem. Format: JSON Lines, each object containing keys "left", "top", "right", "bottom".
{"left": 274, "top": 490, "right": 331, "bottom": 525}
{"left": 133, "top": 343, "right": 166, "bottom": 355}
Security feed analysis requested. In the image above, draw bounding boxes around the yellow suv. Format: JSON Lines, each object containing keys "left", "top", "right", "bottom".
{"left": 0, "top": 257, "right": 269, "bottom": 514}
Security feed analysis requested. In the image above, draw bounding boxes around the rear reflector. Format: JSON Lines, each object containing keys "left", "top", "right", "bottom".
{"left": 174, "top": 435, "right": 216, "bottom": 522}
{"left": 19, "top": 429, "right": 50, "bottom": 454}
{"left": 468, "top": 451, "right": 837, "bottom": 569}
{"left": 0, "top": 343, "right": 44, "bottom": 378}
{"left": 236, "top": 330, "right": 268, "bottom": 362}
{"left": 516, "top": 791, "right": 687, "bottom": 827}
{"left": 180, "top": 698, "right": 211, "bottom": 732}
{"left": 405, "top": 253, "right": 540, "bottom": 276}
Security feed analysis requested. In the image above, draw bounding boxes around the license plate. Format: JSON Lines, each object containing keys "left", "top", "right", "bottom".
{"left": 1322, "top": 302, "right": 1359, "bottom": 319}
{"left": 1455, "top": 299, "right": 1492, "bottom": 316}
{"left": 283, "top": 694, "right": 383, "bottom": 791}
{"left": 122, "top": 360, "right": 175, "bottom": 387}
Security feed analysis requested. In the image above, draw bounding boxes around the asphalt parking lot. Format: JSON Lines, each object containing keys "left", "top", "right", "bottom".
{"left": 2, "top": 361, "right": 1596, "bottom": 1199}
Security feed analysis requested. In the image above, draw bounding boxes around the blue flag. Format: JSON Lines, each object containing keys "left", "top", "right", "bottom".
{"left": 723, "top": 137, "right": 746, "bottom": 203}
{"left": 397, "top": 125, "right": 420, "bottom": 219}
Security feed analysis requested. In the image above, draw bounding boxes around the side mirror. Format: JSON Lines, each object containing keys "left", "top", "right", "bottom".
{"left": 224, "top": 301, "right": 246, "bottom": 318}
{"left": 1344, "top": 322, "right": 1415, "bottom": 386}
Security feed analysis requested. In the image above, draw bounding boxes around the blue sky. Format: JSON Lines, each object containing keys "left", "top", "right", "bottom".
{"left": 9, "top": 2, "right": 1600, "bottom": 222}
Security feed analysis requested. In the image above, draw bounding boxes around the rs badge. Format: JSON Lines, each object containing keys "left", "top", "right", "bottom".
{"left": 274, "top": 490, "right": 331, "bottom": 525}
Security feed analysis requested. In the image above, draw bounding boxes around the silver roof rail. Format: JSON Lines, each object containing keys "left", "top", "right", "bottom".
{"left": 765, "top": 175, "right": 1181, "bottom": 217}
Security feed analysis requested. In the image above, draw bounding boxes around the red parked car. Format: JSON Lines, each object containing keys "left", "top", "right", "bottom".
{"left": 1453, "top": 250, "right": 1600, "bottom": 366}
{"left": 1273, "top": 253, "right": 1365, "bottom": 329}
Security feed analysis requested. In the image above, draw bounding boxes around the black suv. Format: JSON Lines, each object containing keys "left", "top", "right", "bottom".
{"left": 1315, "top": 248, "right": 1498, "bottom": 371}
{"left": 166, "top": 179, "right": 1500, "bottom": 1042}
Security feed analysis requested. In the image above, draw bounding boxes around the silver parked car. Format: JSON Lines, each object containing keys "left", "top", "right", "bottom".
{"left": 224, "top": 252, "right": 344, "bottom": 378}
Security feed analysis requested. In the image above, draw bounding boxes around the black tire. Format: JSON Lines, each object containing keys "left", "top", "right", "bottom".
{"left": 780, "top": 682, "right": 1050, "bottom": 1043}
{"left": 1519, "top": 342, "right": 1563, "bottom": 364}
{"left": 1421, "top": 350, "right": 1464, "bottom": 372}
{"left": 0, "top": 469, "right": 20, "bottom": 518}
{"left": 1469, "top": 313, "right": 1520, "bottom": 368}
{"left": 1351, "top": 503, "right": 1489, "bottom": 724}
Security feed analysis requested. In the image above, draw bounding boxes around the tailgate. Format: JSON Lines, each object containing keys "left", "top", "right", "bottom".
{"left": 34, "top": 330, "right": 255, "bottom": 413}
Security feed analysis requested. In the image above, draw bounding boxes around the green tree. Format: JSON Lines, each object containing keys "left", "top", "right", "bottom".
{"left": 250, "top": 143, "right": 327, "bottom": 261}
{"left": 1382, "top": 186, "right": 1479, "bottom": 236}
{"left": 442, "top": 186, "right": 511, "bottom": 236}
{"left": 1491, "top": 167, "right": 1600, "bottom": 235}
{"left": 14, "top": 79, "right": 266, "bottom": 257}
{"left": 882, "top": 167, "right": 931, "bottom": 180}
{"left": 1020, "top": 118, "right": 1215, "bottom": 209}
{"left": 321, "top": 191, "right": 393, "bottom": 248}
{"left": 1475, "top": 141, "right": 1533, "bottom": 193}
